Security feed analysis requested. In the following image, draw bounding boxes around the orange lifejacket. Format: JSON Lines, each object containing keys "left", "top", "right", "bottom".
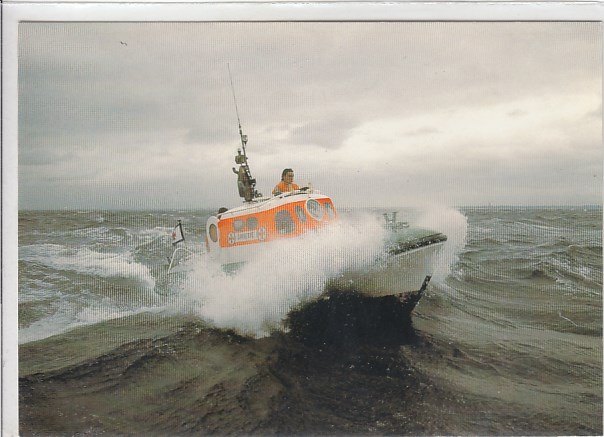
{"left": 273, "top": 181, "right": 299, "bottom": 194}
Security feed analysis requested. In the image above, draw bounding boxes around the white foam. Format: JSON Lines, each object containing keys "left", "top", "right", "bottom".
{"left": 177, "top": 214, "right": 389, "bottom": 337}
{"left": 20, "top": 244, "right": 156, "bottom": 288}
{"left": 411, "top": 206, "right": 469, "bottom": 284}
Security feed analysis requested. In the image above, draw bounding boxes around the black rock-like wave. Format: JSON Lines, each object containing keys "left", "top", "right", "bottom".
{"left": 20, "top": 293, "right": 448, "bottom": 436}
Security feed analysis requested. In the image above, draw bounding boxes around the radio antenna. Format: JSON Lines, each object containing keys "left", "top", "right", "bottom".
{"left": 227, "top": 63, "right": 247, "bottom": 151}
{"left": 227, "top": 63, "right": 260, "bottom": 201}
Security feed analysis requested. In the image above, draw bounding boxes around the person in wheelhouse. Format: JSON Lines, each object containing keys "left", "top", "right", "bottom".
{"left": 272, "top": 168, "right": 299, "bottom": 195}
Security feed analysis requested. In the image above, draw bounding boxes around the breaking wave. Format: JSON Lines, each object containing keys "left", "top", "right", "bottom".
{"left": 20, "top": 244, "right": 156, "bottom": 288}
{"left": 175, "top": 207, "right": 468, "bottom": 337}
{"left": 412, "top": 206, "right": 468, "bottom": 284}
{"left": 19, "top": 303, "right": 165, "bottom": 344}
{"left": 176, "top": 213, "right": 389, "bottom": 336}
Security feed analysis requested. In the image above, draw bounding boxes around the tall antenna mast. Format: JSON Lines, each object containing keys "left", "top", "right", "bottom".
{"left": 227, "top": 63, "right": 260, "bottom": 201}
{"left": 227, "top": 63, "right": 248, "bottom": 152}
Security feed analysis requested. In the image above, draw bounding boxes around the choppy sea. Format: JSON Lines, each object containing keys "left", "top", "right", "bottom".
{"left": 18, "top": 206, "right": 602, "bottom": 435}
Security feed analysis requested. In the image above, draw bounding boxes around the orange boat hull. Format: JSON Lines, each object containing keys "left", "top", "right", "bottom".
{"left": 205, "top": 192, "right": 336, "bottom": 265}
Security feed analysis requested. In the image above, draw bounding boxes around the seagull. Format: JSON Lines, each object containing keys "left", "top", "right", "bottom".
{"left": 120, "top": 41, "right": 127, "bottom": 46}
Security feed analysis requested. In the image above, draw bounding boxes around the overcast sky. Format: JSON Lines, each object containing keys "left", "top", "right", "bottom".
{"left": 18, "top": 21, "right": 602, "bottom": 209}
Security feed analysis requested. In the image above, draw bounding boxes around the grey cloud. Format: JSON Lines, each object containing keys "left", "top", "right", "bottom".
{"left": 507, "top": 109, "right": 527, "bottom": 118}
{"left": 404, "top": 126, "right": 442, "bottom": 136}
{"left": 19, "top": 146, "right": 73, "bottom": 166}
{"left": 288, "top": 117, "right": 359, "bottom": 149}
{"left": 584, "top": 104, "right": 602, "bottom": 121}
{"left": 20, "top": 22, "right": 601, "bottom": 140}
{"left": 16, "top": 21, "right": 602, "bottom": 209}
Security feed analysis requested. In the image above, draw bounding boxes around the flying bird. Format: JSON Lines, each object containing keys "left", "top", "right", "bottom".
{"left": 120, "top": 41, "right": 127, "bottom": 46}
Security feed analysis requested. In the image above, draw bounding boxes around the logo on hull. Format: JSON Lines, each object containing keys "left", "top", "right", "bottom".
{"left": 227, "top": 226, "right": 267, "bottom": 245}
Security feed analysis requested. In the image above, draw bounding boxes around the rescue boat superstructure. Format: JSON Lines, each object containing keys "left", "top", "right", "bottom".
{"left": 205, "top": 190, "right": 337, "bottom": 266}
{"left": 168, "top": 67, "right": 448, "bottom": 299}
{"left": 186, "top": 122, "right": 447, "bottom": 297}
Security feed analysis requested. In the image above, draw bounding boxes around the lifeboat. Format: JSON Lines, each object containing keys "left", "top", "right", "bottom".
{"left": 168, "top": 70, "right": 447, "bottom": 298}
{"left": 168, "top": 131, "right": 447, "bottom": 298}
{"left": 169, "top": 134, "right": 447, "bottom": 297}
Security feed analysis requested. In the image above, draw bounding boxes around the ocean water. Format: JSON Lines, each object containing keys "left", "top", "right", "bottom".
{"left": 18, "top": 206, "right": 602, "bottom": 434}
{"left": 19, "top": 210, "right": 206, "bottom": 343}
{"left": 413, "top": 206, "right": 602, "bottom": 433}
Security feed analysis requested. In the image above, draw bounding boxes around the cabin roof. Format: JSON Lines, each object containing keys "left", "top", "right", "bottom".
{"left": 217, "top": 191, "right": 332, "bottom": 219}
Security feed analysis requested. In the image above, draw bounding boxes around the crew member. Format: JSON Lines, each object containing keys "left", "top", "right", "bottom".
{"left": 272, "top": 168, "right": 299, "bottom": 195}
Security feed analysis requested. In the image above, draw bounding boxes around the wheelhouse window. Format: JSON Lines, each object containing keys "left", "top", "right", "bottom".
{"left": 275, "top": 210, "right": 295, "bottom": 234}
{"left": 233, "top": 220, "right": 245, "bottom": 231}
{"left": 294, "top": 205, "right": 307, "bottom": 224}
{"left": 209, "top": 224, "right": 218, "bottom": 242}
{"left": 324, "top": 202, "right": 335, "bottom": 219}
{"left": 306, "top": 199, "right": 324, "bottom": 221}
{"left": 246, "top": 216, "right": 259, "bottom": 230}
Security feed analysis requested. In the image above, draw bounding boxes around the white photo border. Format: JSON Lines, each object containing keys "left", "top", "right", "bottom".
{"left": 3, "top": 2, "right": 603, "bottom": 436}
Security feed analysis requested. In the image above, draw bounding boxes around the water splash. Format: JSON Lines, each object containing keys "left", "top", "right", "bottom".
{"left": 413, "top": 206, "right": 468, "bottom": 284}
{"left": 177, "top": 214, "right": 389, "bottom": 337}
{"left": 174, "top": 207, "right": 468, "bottom": 337}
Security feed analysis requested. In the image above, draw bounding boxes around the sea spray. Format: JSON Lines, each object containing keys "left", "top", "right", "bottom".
{"left": 413, "top": 206, "right": 468, "bottom": 284}
{"left": 179, "top": 213, "right": 389, "bottom": 337}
